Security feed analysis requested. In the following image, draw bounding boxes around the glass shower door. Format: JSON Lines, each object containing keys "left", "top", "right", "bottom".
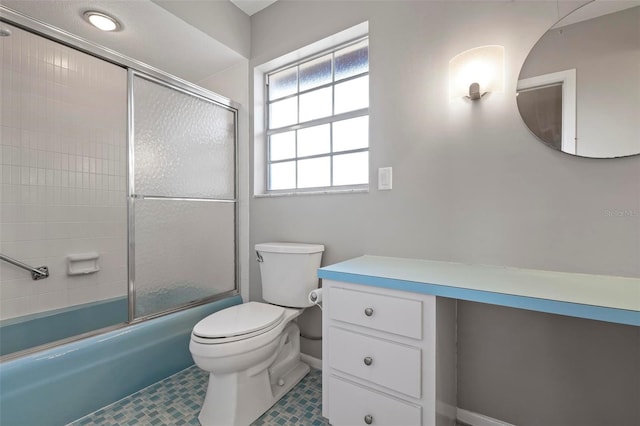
{"left": 129, "top": 72, "right": 237, "bottom": 319}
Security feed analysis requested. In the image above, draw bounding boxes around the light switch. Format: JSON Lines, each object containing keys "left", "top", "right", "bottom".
{"left": 378, "top": 167, "right": 392, "bottom": 190}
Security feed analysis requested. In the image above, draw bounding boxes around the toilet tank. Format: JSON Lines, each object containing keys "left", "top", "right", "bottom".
{"left": 256, "top": 242, "right": 324, "bottom": 308}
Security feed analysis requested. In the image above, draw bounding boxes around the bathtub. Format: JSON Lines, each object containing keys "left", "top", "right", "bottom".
{"left": 0, "top": 294, "right": 241, "bottom": 426}
{"left": 0, "top": 297, "right": 128, "bottom": 357}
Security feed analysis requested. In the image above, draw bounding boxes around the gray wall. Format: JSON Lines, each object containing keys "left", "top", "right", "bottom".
{"left": 152, "top": 0, "right": 251, "bottom": 58}
{"left": 248, "top": 1, "right": 640, "bottom": 425}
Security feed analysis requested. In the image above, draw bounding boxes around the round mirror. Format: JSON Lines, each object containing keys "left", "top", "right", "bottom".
{"left": 517, "top": 1, "right": 640, "bottom": 158}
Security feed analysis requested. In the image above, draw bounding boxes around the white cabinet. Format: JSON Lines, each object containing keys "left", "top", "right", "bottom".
{"left": 322, "top": 280, "right": 456, "bottom": 426}
{"left": 328, "top": 376, "right": 422, "bottom": 426}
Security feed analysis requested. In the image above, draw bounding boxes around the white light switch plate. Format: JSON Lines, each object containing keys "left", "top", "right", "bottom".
{"left": 378, "top": 167, "right": 392, "bottom": 190}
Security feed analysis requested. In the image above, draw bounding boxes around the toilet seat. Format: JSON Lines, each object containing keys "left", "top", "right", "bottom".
{"left": 192, "top": 302, "right": 285, "bottom": 344}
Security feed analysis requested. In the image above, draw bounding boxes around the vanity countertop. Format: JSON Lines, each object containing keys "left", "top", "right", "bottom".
{"left": 318, "top": 256, "right": 640, "bottom": 326}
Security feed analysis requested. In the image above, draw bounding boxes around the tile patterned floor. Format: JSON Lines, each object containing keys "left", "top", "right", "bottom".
{"left": 69, "top": 366, "right": 328, "bottom": 426}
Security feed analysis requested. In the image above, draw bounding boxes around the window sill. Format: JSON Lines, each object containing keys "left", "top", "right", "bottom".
{"left": 254, "top": 187, "right": 369, "bottom": 198}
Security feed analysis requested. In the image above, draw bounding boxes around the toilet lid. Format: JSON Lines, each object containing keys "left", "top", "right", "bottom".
{"left": 193, "top": 302, "right": 285, "bottom": 340}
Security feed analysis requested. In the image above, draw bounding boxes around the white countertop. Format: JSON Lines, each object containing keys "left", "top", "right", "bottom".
{"left": 318, "top": 256, "right": 640, "bottom": 326}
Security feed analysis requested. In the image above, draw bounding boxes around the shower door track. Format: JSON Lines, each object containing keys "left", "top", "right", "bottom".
{"left": 0, "top": 6, "right": 239, "bottom": 111}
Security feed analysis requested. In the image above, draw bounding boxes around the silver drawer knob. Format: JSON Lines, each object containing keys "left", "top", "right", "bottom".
{"left": 363, "top": 356, "right": 373, "bottom": 366}
{"left": 364, "top": 414, "right": 373, "bottom": 424}
{"left": 364, "top": 307, "right": 374, "bottom": 317}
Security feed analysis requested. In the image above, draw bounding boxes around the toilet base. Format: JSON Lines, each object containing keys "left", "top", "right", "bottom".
{"left": 198, "top": 360, "right": 310, "bottom": 426}
{"left": 197, "top": 322, "right": 310, "bottom": 426}
{"left": 270, "top": 359, "right": 310, "bottom": 403}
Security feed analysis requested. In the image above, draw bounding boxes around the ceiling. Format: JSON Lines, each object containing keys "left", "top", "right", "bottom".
{"left": 230, "top": 0, "right": 279, "bottom": 16}
{"left": 0, "top": 0, "right": 247, "bottom": 84}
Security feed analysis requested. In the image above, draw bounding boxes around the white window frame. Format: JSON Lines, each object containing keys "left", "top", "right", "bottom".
{"left": 253, "top": 22, "right": 370, "bottom": 197}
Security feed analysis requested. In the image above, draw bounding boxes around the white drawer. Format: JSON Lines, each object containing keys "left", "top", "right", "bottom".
{"left": 328, "top": 327, "right": 421, "bottom": 398}
{"left": 329, "top": 375, "right": 422, "bottom": 426}
{"left": 329, "top": 286, "right": 423, "bottom": 339}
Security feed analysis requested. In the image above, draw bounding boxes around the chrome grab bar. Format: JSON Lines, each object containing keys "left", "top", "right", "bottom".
{"left": 0, "top": 254, "right": 49, "bottom": 280}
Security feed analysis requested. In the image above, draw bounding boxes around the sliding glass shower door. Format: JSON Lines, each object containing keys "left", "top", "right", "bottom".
{"left": 129, "top": 72, "right": 237, "bottom": 319}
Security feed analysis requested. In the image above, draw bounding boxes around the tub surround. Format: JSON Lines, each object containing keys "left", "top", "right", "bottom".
{"left": 318, "top": 255, "right": 640, "bottom": 326}
{"left": 0, "top": 295, "right": 241, "bottom": 426}
{"left": 0, "top": 297, "right": 127, "bottom": 357}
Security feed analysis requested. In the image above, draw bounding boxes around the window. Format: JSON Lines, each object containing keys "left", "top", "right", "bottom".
{"left": 266, "top": 38, "right": 369, "bottom": 192}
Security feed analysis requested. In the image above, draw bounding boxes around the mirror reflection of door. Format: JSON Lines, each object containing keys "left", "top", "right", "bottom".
{"left": 517, "top": 84, "right": 563, "bottom": 151}
{"left": 517, "top": 69, "right": 577, "bottom": 155}
{"left": 516, "top": 3, "right": 640, "bottom": 158}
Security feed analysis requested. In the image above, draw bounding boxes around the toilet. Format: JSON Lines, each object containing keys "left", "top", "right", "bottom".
{"left": 189, "top": 242, "right": 324, "bottom": 426}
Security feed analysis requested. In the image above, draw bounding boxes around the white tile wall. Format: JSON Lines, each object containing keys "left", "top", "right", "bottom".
{"left": 0, "top": 23, "right": 128, "bottom": 320}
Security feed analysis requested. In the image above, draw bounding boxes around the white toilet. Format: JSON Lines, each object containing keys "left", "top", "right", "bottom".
{"left": 189, "top": 242, "right": 324, "bottom": 426}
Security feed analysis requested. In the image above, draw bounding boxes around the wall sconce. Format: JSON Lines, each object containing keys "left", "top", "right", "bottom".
{"left": 449, "top": 45, "right": 504, "bottom": 101}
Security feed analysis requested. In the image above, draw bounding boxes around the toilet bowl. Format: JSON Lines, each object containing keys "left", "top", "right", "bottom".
{"left": 189, "top": 242, "right": 324, "bottom": 426}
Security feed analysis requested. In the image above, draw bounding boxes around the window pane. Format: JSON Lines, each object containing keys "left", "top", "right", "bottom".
{"left": 270, "top": 131, "right": 296, "bottom": 161}
{"left": 300, "top": 53, "right": 332, "bottom": 92}
{"left": 299, "top": 87, "right": 332, "bottom": 123}
{"left": 269, "top": 161, "right": 296, "bottom": 190}
{"left": 335, "top": 76, "right": 368, "bottom": 114}
{"left": 335, "top": 40, "right": 368, "bottom": 81}
{"left": 269, "top": 96, "right": 297, "bottom": 129}
{"left": 297, "top": 124, "right": 330, "bottom": 157}
{"left": 333, "top": 116, "right": 368, "bottom": 152}
{"left": 298, "top": 156, "right": 330, "bottom": 188}
{"left": 269, "top": 67, "right": 297, "bottom": 100}
{"left": 333, "top": 151, "right": 368, "bottom": 186}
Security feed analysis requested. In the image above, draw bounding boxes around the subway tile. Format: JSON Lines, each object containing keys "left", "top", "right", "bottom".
{"left": 37, "top": 168, "right": 45, "bottom": 186}
{"left": 10, "top": 165, "right": 20, "bottom": 184}
{"left": 67, "top": 285, "right": 100, "bottom": 306}
{"left": 35, "top": 290, "right": 68, "bottom": 313}
{"left": 28, "top": 167, "right": 37, "bottom": 185}
{"left": 10, "top": 146, "right": 20, "bottom": 165}
{"left": 28, "top": 148, "right": 37, "bottom": 167}
{"left": 1, "top": 184, "right": 16, "bottom": 203}
{"left": 33, "top": 274, "right": 67, "bottom": 295}
{"left": 19, "top": 166, "right": 29, "bottom": 185}
{"left": 98, "top": 282, "right": 127, "bottom": 300}
{"left": 0, "top": 276, "right": 34, "bottom": 298}
{"left": 1, "top": 165, "right": 9, "bottom": 184}
{"left": 2, "top": 24, "right": 128, "bottom": 320}
{"left": 0, "top": 204, "right": 17, "bottom": 222}
{"left": 1, "top": 145, "right": 12, "bottom": 165}
{"left": 0, "top": 295, "right": 34, "bottom": 320}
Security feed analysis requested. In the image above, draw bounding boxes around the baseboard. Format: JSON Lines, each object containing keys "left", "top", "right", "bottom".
{"left": 456, "top": 408, "right": 516, "bottom": 426}
{"left": 300, "top": 353, "right": 322, "bottom": 370}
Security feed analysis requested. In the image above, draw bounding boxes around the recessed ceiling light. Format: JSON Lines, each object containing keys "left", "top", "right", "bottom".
{"left": 83, "top": 11, "right": 121, "bottom": 32}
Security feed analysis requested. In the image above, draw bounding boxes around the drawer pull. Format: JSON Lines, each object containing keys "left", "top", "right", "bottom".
{"left": 364, "top": 307, "right": 374, "bottom": 317}
{"left": 363, "top": 356, "right": 373, "bottom": 366}
{"left": 364, "top": 414, "right": 373, "bottom": 424}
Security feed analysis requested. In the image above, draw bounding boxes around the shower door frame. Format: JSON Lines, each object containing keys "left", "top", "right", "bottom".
{"left": 0, "top": 5, "right": 240, "bottom": 359}
{"left": 127, "top": 70, "right": 240, "bottom": 322}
